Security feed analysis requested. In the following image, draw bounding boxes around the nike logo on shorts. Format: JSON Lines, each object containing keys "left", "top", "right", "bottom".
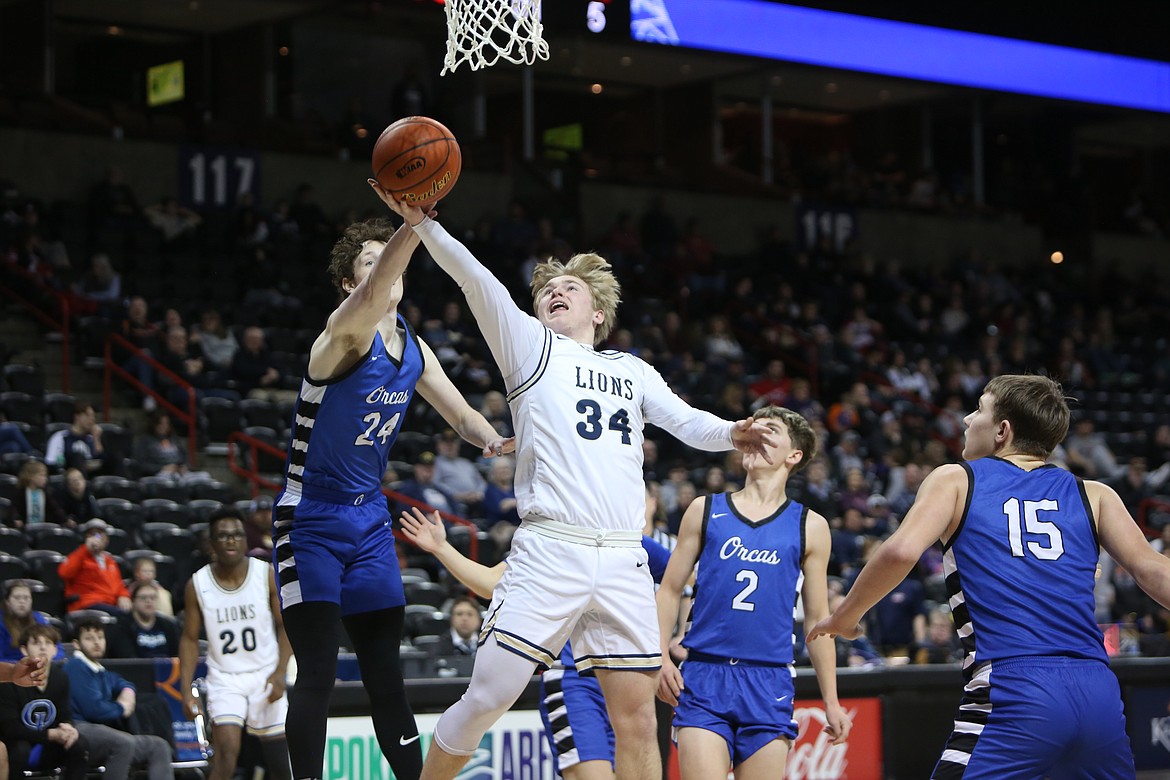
{"left": 636, "top": 562, "right": 644, "bottom": 567}
{"left": 776, "top": 695, "right": 789, "bottom": 703}
{"left": 399, "top": 734, "right": 420, "bottom": 745}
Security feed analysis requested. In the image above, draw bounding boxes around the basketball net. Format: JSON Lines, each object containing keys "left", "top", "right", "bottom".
{"left": 442, "top": 0, "right": 550, "bottom": 75}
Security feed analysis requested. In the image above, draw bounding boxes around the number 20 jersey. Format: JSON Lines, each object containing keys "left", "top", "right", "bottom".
{"left": 944, "top": 458, "right": 1106, "bottom": 677}
{"left": 683, "top": 493, "right": 806, "bottom": 665}
{"left": 192, "top": 558, "right": 278, "bottom": 674}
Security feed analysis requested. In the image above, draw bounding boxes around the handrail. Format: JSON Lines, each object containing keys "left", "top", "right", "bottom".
{"left": 1136, "top": 497, "right": 1170, "bottom": 540}
{"left": 103, "top": 332, "right": 198, "bottom": 465}
{"left": 227, "top": 429, "right": 480, "bottom": 563}
{"left": 0, "top": 265, "right": 71, "bottom": 392}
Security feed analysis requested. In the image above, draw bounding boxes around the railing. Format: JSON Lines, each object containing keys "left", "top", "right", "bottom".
{"left": 0, "top": 265, "right": 71, "bottom": 392}
{"left": 103, "top": 332, "right": 198, "bottom": 465}
{"left": 1137, "top": 496, "right": 1170, "bottom": 540}
{"left": 227, "top": 429, "right": 481, "bottom": 562}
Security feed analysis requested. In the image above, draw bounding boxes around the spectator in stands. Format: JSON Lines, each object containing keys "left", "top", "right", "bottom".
{"left": 144, "top": 197, "right": 202, "bottom": 246}
{"left": 10, "top": 459, "right": 66, "bottom": 528}
{"left": 53, "top": 467, "right": 97, "bottom": 527}
{"left": 58, "top": 519, "right": 131, "bottom": 614}
{"left": 666, "top": 481, "right": 697, "bottom": 535}
{"left": 189, "top": 309, "right": 239, "bottom": 372}
{"left": 481, "top": 456, "right": 520, "bottom": 550}
{"left": 1065, "top": 417, "right": 1122, "bottom": 479}
{"left": 107, "top": 582, "right": 179, "bottom": 659}
{"left": 230, "top": 326, "right": 293, "bottom": 402}
{"left": 71, "top": 253, "right": 122, "bottom": 317}
{"left": 45, "top": 401, "right": 106, "bottom": 475}
{"left": 1110, "top": 456, "right": 1155, "bottom": 518}
{"left": 155, "top": 325, "right": 218, "bottom": 408}
{"left": 64, "top": 616, "right": 174, "bottom": 780}
{"left": 0, "top": 581, "right": 65, "bottom": 663}
{"left": 395, "top": 452, "right": 457, "bottom": 518}
{"left": 478, "top": 390, "right": 513, "bottom": 438}
{"left": 127, "top": 558, "right": 173, "bottom": 618}
{"left": 432, "top": 429, "right": 485, "bottom": 516}
{"left": 830, "top": 508, "right": 868, "bottom": 579}
{"left": 121, "top": 296, "right": 162, "bottom": 353}
{"left": 830, "top": 431, "right": 865, "bottom": 480}
{"left": 0, "top": 412, "right": 35, "bottom": 455}
{"left": 432, "top": 597, "right": 481, "bottom": 657}
{"left": 0, "top": 624, "right": 88, "bottom": 780}
{"left": 748, "top": 359, "right": 791, "bottom": 410}
{"left": 245, "top": 494, "right": 275, "bottom": 560}
{"left": 86, "top": 166, "right": 141, "bottom": 252}
{"left": 798, "top": 459, "right": 839, "bottom": 520}
{"left": 854, "top": 542, "right": 928, "bottom": 658}
{"left": 132, "top": 409, "right": 209, "bottom": 483}
{"left": 908, "top": 607, "right": 963, "bottom": 665}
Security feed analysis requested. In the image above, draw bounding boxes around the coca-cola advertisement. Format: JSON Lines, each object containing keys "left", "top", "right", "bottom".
{"left": 666, "top": 697, "right": 883, "bottom": 780}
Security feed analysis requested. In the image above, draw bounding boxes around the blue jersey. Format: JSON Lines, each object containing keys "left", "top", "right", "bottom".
{"left": 944, "top": 458, "right": 1106, "bottom": 678}
{"left": 683, "top": 493, "right": 805, "bottom": 665}
{"left": 281, "top": 319, "right": 423, "bottom": 498}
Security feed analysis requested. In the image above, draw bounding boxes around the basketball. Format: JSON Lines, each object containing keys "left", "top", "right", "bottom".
{"left": 372, "top": 116, "right": 462, "bottom": 206}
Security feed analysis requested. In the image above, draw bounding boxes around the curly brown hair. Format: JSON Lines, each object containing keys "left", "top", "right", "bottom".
{"left": 327, "top": 218, "right": 397, "bottom": 296}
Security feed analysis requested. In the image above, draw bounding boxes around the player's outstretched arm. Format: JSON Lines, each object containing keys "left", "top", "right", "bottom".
{"left": 310, "top": 215, "right": 422, "bottom": 380}
{"left": 178, "top": 578, "right": 203, "bottom": 719}
{"left": 1, "top": 656, "right": 44, "bottom": 687}
{"left": 801, "top": 510, "right": 851, "bottom": 745}
{"left": 808, "top": 464, "right": 965, "bottom": 642}
{"left": 1094, "top": 480, "right": 1170, "bottom": 609}
{"left": 399, "top": 507, "right": 505, "bottom": 599}
{"left": 414, "top": 339, "right": 515, "bottom": 458}
{"left": 655, "top": 497, "right": 704, "bottom": 707}
{"left": 373, "top": 184, "right": 544, "bottom": 381}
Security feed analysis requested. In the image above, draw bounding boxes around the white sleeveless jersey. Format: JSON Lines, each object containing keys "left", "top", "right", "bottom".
{"left": 415, "top": 218, "right": 737, "bottom": 533}
{"left": 192, "top": 558, "right": 278, "bottom": 674}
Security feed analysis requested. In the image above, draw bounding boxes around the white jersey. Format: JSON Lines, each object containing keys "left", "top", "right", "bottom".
{"left": 415, "top": 218, "right": 736, "bottom": 533}
{"left": 192, "top": 558, "right": 278, "bottom": 674}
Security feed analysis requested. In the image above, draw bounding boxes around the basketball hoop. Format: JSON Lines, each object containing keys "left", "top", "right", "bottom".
{"left": 442, "top": 0, "right": 549, "bottom": 75}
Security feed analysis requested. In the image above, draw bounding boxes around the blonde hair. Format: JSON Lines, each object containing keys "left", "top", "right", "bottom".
{"left": 530, "top": 253, "right": 621, "bottom": 345}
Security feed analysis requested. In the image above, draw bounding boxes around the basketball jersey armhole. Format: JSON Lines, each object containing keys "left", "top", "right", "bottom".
{"left": 505, "top": 328, "right": 553, "bottom": 403}
{"left": 942, "top": 461, "right": 975, "bottom": 552}
{"left": 798, "top": 504, "right": 809, "bottom": 563}
{"left": 698, "top": 494, "right": 714, "bottom": 552}
{"left": 1075, "top": 477, "right": 1100, "bottom": 551}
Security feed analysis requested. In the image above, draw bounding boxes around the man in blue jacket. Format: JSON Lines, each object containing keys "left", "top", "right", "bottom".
{"left": 63, "top": 616, "right": 173, "bottom": 780}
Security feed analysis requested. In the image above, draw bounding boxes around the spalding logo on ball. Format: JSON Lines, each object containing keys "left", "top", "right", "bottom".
{"left": 373, "top": 116, "right": 462, "bottom": 205}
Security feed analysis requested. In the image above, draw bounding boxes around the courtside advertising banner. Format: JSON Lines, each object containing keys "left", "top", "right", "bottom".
{"left": 665, "top": 697, "right": 883, "bottom": 780}
{"left": 326, "top": 711, "right": 554, "bottom": 780}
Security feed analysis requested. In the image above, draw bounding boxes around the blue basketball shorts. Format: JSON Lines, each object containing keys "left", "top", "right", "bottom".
{"left": 540, "top": 662, "right": 614, "bottom": 774}
{"left": 273, "top": 496, "right": 405, "bottom": 615}
{"left": 931, "top": 656, "right": 1133, "bottom": 779}
{"left": 673, "top": 657, "right": 798, "bottom": 766}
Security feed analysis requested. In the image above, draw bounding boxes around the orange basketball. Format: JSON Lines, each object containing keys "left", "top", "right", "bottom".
{"left": 372, "top": 116, "right": 462, "bottom": 206}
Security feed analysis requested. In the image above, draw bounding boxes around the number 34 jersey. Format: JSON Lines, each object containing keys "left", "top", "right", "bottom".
{"left": 192, "top": 558, "right": 279, "bottom": 674}
{"left": 683, "top": 493, "right": 806, "bottom": 665}
{"left": 944, "top": 458, "right": 1106, "bottom": 677}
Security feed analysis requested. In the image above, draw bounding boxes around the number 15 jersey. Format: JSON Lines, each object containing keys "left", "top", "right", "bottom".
{"left": 192, "top": 558, "right": 279, "bottom": 674}
{"left": 944, "top": 458, "right": 1106, "bottom": 678}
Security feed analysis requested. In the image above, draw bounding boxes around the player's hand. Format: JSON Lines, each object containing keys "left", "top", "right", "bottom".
{"left": 182, "top": 691, "right": 199, "bottom": 721}
{"left": 9, "top": 656, "right": 45, "bottom": 687}
{"left": 482, "top": 436, "right": 516, "bottom": 459}
{"left": 657, "top": 656, "right": 685, "bottom": 707}
{"left": 807, "top": 613, "right": 864, "bottom": 642}
{"left": 823, "top": 702, "right": 852, "bottom": 745}
{"left": 368, "top": 179, "right": 435, "bottom": 227}
{"left": 399, "top": 507, "right": 448, "bottom": 553}
{"left": 730, "top": 417, "right": 779, "bottom": 464}
{"left": 266, "top": 671, "right": 287, "bottom": 703}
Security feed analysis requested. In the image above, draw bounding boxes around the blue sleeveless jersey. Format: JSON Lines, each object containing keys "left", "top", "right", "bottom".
{"left": 281, "top": 319, "right": 424, "bottom": 498}
{"left": 683, "top": 493, "right": 806, "bottom": 664}
{"left": 945, "top": 458, "right": 1106, "bottom": 677}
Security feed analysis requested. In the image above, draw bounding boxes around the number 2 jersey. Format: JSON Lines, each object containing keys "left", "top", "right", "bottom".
{"left": 683, "top": 493, "right": 806, "bottom": 665}
{"left": 413, "top": 217, "right": 735, "bottom": 533}
{"left": 279, "top": 320, "right": 423, "bottom": 501}
{"left": 192, "top": 558, "right": 279, "bottom": 674}
{"left": 944, "top": 457, "right": 1106, "bottom": 678}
